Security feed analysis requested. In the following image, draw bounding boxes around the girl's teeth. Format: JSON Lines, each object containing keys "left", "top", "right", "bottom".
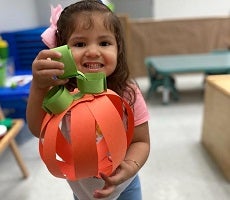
{"left": 86, "top": 64, "right": 101, "bottom": 69}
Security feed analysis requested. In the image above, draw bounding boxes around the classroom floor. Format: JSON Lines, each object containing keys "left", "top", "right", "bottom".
{"left": 1, "top": 74, "right": 230, "bottom": 200}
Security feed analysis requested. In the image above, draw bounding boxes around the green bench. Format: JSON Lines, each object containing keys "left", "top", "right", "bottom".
{"left": 145, "top": 52, "right": 230, "bottom": 104}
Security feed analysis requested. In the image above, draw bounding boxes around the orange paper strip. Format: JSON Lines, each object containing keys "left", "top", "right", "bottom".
{"left": 39, "top": 89, "right": 134, "bottom": 181}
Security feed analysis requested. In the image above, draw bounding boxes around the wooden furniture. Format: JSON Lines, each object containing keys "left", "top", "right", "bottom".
{"left": 145, "top": 53, "right": 230, "bottom": 104}
{"left": 201, "top": 75, "right": 230, "bottom": 181}
{"left": 0, "top": 108, "right": 29, "bottom": 179}
{"left": 128, "top": 17, "right": 230, "bottom": 77}
{"left": 118, "top": 14, "right": 132, "bottom": 76}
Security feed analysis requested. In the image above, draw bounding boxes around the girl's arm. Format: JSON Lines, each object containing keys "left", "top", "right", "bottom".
{"left": 124, "top": 121, "right": 150, "bottom": 169}
{"left": 26, "top": 49, "right": 68, "bottom": 137}
{"left": 93, "top": 121, "right": 150, "bottom": 198}
{"left": 26, "top": 82, "right": 49, "bottom": 137}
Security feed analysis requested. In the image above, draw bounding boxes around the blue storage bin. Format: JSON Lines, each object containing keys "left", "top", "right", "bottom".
{"left": 1, "top": 27, "right": 48, "bottom": 74}
{"left": 0, "top": 81, "right": 31, "bottom": 120}
{"left": 0, "top": 27, "right": 47, "bottom": 119}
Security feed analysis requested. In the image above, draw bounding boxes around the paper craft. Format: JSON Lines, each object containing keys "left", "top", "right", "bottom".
{"left": 39, "top": 45, "right": 134, "bottom": 181}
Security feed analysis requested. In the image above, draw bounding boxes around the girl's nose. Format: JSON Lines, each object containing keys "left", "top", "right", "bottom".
{"left": 85, "top": 45, "right": 101, "bottom": 57}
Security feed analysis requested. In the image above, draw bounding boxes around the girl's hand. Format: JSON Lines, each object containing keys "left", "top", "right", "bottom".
{"left": 32, "top": 49, "right": 68, "bottom": 89}
{"left": 93, "top": 160, "right": 139, "bottom": 199}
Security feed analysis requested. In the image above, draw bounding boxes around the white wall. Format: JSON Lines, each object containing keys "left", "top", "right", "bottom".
{"left": 0, "top": 0, "right": 78, "bottom": 32}
{"left": 35, "top": 0, "right": 79, "bottom": 26}
{"left": 154, "top": 0, "right": 230, "bottom": 20}
{"left": 0, "top": 0, "right": 38, "bottom": 32}
{"left": 1, "top": 0, "right": 230, "bottom": 32}
{"left": 113, "top": 0, "right": 154, "bottom": 19}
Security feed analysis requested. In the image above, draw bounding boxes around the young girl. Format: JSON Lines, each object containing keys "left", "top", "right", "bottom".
{"left": 26, "top": 0, "right": 150, "bottom": 199}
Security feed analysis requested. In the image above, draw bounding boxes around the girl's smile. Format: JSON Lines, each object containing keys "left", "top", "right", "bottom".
{"left": 83, "top": 62, "right": 104, "bottom": 72}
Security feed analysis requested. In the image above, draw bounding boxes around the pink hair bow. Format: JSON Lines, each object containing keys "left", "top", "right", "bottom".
{"left": 41, "top": 4, "right": 63, "bottom": 48}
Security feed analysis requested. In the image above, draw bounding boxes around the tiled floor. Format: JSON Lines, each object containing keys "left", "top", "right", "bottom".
{"left": 1, "top": 75, "right": 230, "bottom": 200}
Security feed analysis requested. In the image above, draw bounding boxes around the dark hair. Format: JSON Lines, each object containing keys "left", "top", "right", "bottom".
{"left": 56, "top": 0, "right": 136, "bottom": 105}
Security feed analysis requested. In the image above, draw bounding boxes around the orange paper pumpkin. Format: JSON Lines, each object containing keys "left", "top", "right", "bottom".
{"left": 39, "top": 73, "right": 134, "bottom": 181}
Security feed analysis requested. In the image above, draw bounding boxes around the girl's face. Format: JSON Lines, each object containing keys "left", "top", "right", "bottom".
{"left": 67, "top": 13, "right": 118, "bottom": 77}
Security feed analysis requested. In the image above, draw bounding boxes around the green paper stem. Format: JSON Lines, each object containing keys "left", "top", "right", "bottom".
{"left": 77, "top": 73, "right": 107, "bottom": 94}
{"left": 42, "top": 45, "right": 108, "bottom": 114}
{"left": 52, "top": 45, "right": 86, "bottom": 80}
{"left": 42, "top": 72, "right": 107, "bottom": 114}
{"left": 42, "top": 86, "right": 73, "bottom": 114}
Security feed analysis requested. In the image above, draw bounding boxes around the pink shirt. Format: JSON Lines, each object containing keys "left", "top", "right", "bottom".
{"left": 132, "top": 86, "right": 149, "bottom": 126}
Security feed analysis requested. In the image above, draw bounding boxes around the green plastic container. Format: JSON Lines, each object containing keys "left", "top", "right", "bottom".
{"left": 0, "top": 37, "right": 8, "bottom": 59}
{"left": 0, "top": 37, "right": 8, "bottom": 86}
{"left": 0, "top": 59, "right": 7, "bottom": 87}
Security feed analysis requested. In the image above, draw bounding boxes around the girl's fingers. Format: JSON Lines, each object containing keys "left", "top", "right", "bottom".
{"left": 33, "top": 58, "right": 64, "bottom": 72}
{"left": 51, "top": 78, "right": 69, "bottom": 86}
{"left": 92, "top": 172, "right": 123, "bottom": 199}
{"left": 93, "top": 185, "right": 116, "bottom": 199}
{"left": 36, "top": 49, "right": 62, "bottom": 60}
{"left": 33, "top": 49, "right": 64, "bottom": 72}
{"left": 31, "top": 49, "right": 70, "bottom": 89}
{"left": 93, "top": 174, "right": 116, "bottom": 198}
{"left": 34, "top": 68, "right": 65, "bottom": 78}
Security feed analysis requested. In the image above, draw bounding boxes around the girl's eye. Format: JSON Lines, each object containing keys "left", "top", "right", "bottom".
{"left": 75, "top": 42, "right": 86, "bottom": 47}
{"left": 100, "top": 41, "right": 111, "bottom": 46}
